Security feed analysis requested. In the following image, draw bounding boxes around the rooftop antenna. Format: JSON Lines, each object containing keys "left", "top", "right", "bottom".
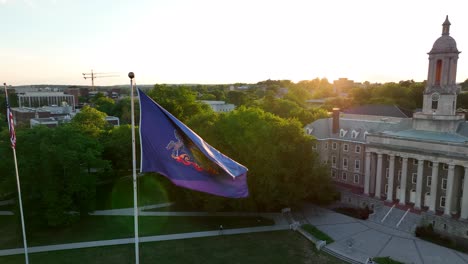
{"left": 82, "top": 69, "right": 119, "bottom": 90}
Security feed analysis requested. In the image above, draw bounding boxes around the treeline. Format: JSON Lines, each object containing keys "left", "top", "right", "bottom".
{"left": 0, "top": 83, "right": 335, "bottom": 228}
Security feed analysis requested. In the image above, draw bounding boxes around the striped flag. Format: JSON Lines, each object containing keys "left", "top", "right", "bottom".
{"left": 4, "top": 84, "right": 16, "bottom": 149}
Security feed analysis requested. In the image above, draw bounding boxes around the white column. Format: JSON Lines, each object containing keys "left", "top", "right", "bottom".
{"left": 415, "top": 159, "right": 424, "bottom": 209}
{"left": 399, "top": 157, "right": 408, "bottom": 205}
{"left": 387, "top": 155, "right": 395, "bottom": 202}
{"left": 461, "top": 166, "right": 468, "bottom": 219}
{"left": 429, "top": 162, "right": 439, "bottom": 213}
{"left": 375, "top": 153, "right": 383, "bottom": 199}
{"left": 444, "top": 164, "right": 455, "bottom": 216}
{"left": 364, "top": 152, "right": 371, "bottom": 195}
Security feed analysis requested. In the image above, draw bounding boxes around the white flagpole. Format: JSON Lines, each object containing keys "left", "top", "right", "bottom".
{"left": 4, "top": 83, "right": 29, "bottom": 264}
{"left": 128, "top": 73, "right": 139, "bottom": 264}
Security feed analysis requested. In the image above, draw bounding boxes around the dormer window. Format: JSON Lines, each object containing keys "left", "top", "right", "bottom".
{"left": 339, "top": 129, "right": 348, "bottom": 138}
{"left": 351, "top": 130, "right": 360, "bottom": 139}
{"left": 363, "top": 131, "right": 369, "bottom": 140}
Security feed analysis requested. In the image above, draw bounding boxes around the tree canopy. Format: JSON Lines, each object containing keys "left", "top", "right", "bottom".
{"left": 184, "top": 107, "right": 334, "bottom": 211}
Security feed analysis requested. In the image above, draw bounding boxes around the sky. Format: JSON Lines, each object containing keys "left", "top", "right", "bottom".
{"left": 1, "top": 0, "right": 468, "bottom": 86}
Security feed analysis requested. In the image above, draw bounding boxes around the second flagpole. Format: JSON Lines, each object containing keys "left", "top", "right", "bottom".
{"left": 4, "top": 83, "right": 29, "bottom": 264}
{"left": 129, "top": 72, "right": 140, "bottom": 264}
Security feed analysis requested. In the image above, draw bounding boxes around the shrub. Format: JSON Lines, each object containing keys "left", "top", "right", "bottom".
{"left": 334, "top": 207, "right": 370, "bottom": 220}
{"left": 301, "top": 224, "right": 334, "bottom": 244}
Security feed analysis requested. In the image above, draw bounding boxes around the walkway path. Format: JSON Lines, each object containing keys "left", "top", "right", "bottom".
{"left": 0, "top": 225, "right": 289, "bottom": 257}
{"left": 0, "top": 204, "right": 289, "bottom": 257}
{"left": 300, "top": 203, "right": 468, "bottom": 264}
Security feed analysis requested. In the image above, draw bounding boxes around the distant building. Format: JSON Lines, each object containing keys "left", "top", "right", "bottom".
{"left": 105, "top": 116, "right": 120, "bottom": 126}
{"left": 307, "top": 17, "right": 468, "bottom": 239}
{"left": 18, "top": 92, "right": 75, "bottom": 110}
{"left": 199, "top": 100, "right": 235, "bottom": 112}
{"left": 305, "top": 99, "right": 326, "bottom": 108}
{"left": 333, "top": 78, "right": 356, "bottom": 94}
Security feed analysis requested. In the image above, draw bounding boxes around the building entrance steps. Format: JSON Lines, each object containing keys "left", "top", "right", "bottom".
{"left": 368, "top": 204, "right": 421, "bottom": 234}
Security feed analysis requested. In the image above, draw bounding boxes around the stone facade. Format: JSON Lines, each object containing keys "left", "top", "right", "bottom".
{"left": 306, "top": 17, "right": 468, "bottom": 239}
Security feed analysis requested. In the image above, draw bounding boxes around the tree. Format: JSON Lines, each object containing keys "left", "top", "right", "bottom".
{"left": 461, "top": 78, "right": 468, "bottom": 91}
{"left": 113, "top": 97, "right": 133, "bottom": 125}
{"left": 93, "top": 96, "right": 115, "bottom": 116}
{"left": 147, "top": 85, "right": 212, "bottom": 122}
{"left": 71, "top": 106, "right": 109, "bottom": 137}
{"left": 185, "top": 107, "right": 334, "bottom": 211}
{"left": 1, "top": 125, "right": 109, "bottom": 226}
{"left": 102, "top": 125, "right": 136, "bottom": 174}
{"left": 226, "top": 90, "right": 249, "bottom": 106}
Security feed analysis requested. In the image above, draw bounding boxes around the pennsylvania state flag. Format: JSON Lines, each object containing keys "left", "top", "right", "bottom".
{"left": 138, "top": 89, "right": 249, "bottom": 198}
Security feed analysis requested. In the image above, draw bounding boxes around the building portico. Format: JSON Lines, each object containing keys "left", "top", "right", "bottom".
{"left": 306, "top": 16, "right": 468, "bottom": 239}
{"left": 363, "top": 146, "right": 468, "bottom": 219}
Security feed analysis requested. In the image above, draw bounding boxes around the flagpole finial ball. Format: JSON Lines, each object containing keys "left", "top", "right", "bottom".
{"left": 128, "top": 72, "right": 135, "bottom": 79}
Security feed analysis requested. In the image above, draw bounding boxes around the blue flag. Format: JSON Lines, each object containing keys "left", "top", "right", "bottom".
{"left": 138, "top": 89, "right": 249, "bottom": 198}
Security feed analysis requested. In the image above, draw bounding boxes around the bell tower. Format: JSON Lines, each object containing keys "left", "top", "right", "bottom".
{"left": 422, "top": 16, "right": 460, "bottom": 115}
{"left": 414, "top": 16, "right": 465, "bottom": 132}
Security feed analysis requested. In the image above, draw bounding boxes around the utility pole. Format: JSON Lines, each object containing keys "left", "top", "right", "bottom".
{"left": 82, "top": 69, "right": 118, "bottom": 90}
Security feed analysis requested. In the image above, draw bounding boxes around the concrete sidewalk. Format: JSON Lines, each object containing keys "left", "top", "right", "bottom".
{"left": 0, "top": 203, "right": 289, "bottom": 257}
{"left": 300, "top": 203, "right": 468, "bottom": 264}
{"left": 0, "top": 225, "right": 290, "bottom": 257}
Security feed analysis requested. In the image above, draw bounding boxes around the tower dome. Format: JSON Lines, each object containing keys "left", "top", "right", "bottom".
{"left": 429, "top": 16, "right": 459, "bottom": 54}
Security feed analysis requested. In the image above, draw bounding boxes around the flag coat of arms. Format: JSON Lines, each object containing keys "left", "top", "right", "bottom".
{"left": 138, "top": 89, "right": 248, "bottom": 198}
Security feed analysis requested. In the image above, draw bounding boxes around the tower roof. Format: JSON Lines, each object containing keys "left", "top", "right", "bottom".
{"left": 429, "top": 16, "right": 459, "bottom": 54}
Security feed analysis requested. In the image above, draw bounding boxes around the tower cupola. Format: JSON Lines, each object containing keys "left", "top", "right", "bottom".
{"left": 421, "top": 16, "right": 461, "bottom": 116}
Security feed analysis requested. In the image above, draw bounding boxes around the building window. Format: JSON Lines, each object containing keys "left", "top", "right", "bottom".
{"left": 442, "top": 178, "right": 447, "bottom": 190}
{"left": 354, "top": 174, "right": 359, "bottom": 184}
{"left": 385, "top": 168, "right": 389, "bottom": 178}
{"left": 343, "top": 158, "right": 348, "bottom": 170}
{"left": 440, "top": 196, "right": 446, "bottom": 207}
{"left": 427, "top": 161, "right": 433, "bottom": 168}
{"left": 427, "top": 176, "right": 432, "bottom": 187}
{"left": 385, "top": 184, "right": 389, "bottom": 194}
{"left": 332, "top": 142, "right": 337, "bottom": 150}
{"left": 332, "top": 156, "right": 337, "bottom": 168}
{"left": 343, "top": 144, "right": 349, "bottom": 152}
{"left": 412, "top": 173, "right": 417, "bottom": 184}
{"left": 331, "top": 170, "right": 337, "bottom": 178}
{"left": 435, "top": 59, "right": 442, "bottom": 85}
{"left": 342, "top": 172, "right": 348, "bottom": 180}
{"left": 443, "top": 164, "right": 449, "bottom": 170}
{"left": 443, "top": 224, "right": 447, "bottom": 230}
{"left": 355, "top": 145, "right": 361, "bottom": 153}
{"left": 355, "top": 160, "right": 360, "bottom": 171}
{"left": 432, "top": 100, "right": 438, "bottom": 110}
{"left": 413, "top": 159, "right": 418, "bottom": 165}
{"left": 397, "top": 170, "right": 402, "bottom": 181}
{"left": 351, "top": 130, "right": 359, "bottom": 139}
{"left": 324, "top": 142, "right": 328, "bottom": 150}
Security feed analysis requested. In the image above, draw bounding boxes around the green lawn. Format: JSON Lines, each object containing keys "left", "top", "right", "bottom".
{"left": 301, "top": 224, "right": 334, "bottom": 244}
{"left": 95, "top": 175, "right": 171, "bottom": 210}
{"left": 0, "top": 215, "right": 274, "bottom": 249}
{"left": 0, "top": 231, "right": 346, "bottom": 264}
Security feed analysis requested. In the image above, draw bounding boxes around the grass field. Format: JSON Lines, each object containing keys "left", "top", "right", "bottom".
{"left": 0, "top": 214, "right": 274, "bottom": 250}
{"left": 0, "top": 231, "right": 346, "bottom": 264}
{"left": 95, "top": 175, "right": 171, "bottom": 210}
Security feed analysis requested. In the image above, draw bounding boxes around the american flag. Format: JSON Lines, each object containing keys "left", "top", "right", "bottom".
{"left": 4, "top": 84, "right": 16, "bottom": 149}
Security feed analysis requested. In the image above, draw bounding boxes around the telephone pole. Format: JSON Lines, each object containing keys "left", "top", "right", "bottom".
{"left": 82, "top": 70, "right": 119, "bottom": 90}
